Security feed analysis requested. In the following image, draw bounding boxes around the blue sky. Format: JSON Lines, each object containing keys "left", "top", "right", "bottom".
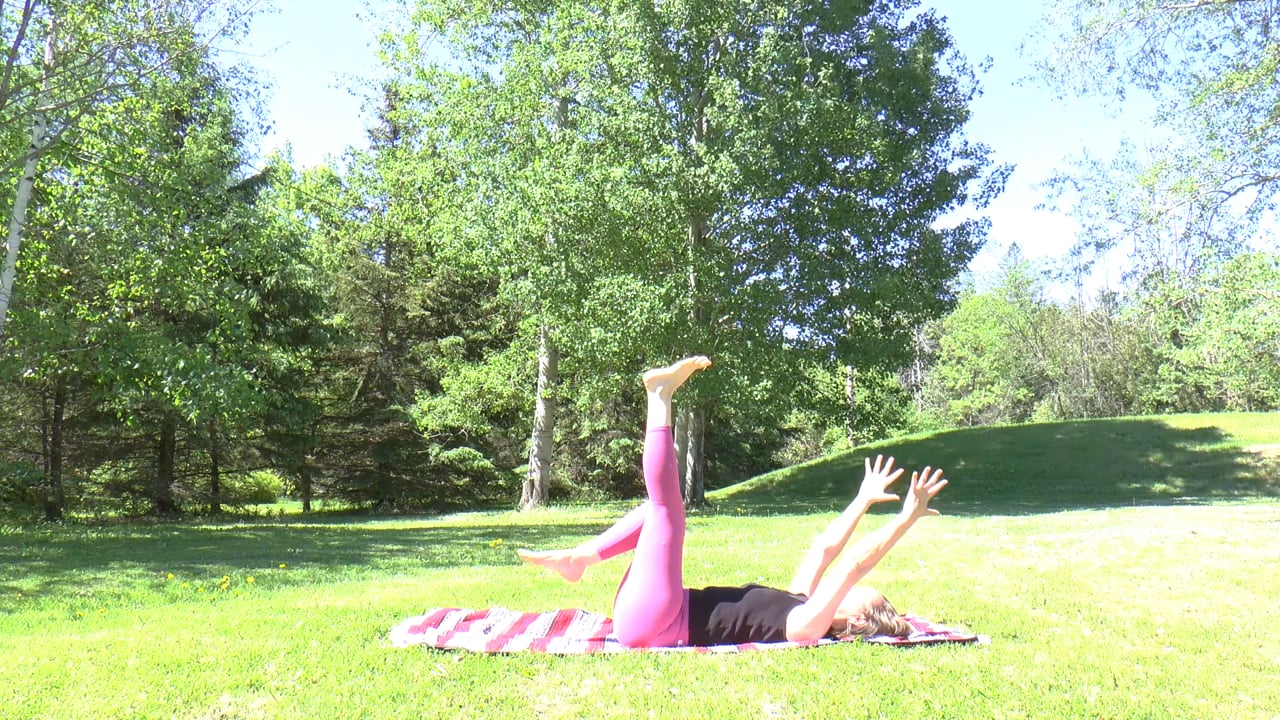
{"left": 236, "top": 0, "right": 1162, "bottom": 290}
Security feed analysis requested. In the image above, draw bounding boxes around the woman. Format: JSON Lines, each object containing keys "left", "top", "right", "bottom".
{"left": 518, "top": 356, "right": 947, "bottom": 647}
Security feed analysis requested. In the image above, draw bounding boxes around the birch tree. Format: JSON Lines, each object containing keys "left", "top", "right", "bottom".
{"left": 1, "top": 0, "right": 258, "bottom": 339}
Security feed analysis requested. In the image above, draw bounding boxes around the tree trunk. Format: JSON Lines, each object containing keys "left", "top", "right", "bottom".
{"left": 679, "top": 49, "right": 715, "bottom": 508}
{"left": 908, "top": 326, "right": 929, "bottom": 412}
{"left": 521, "top": 324, "right": 558, "bottom": 510}
{"left": 41, "top": 393, "right": 50, "bottom": 487}
{"left": 153, "top": 415, "right": 179, "bottom": 515}
{"left": 681, "top": 405, "right": 707, "bottom": 507}
{"left": 844, "top": 364, "right": 858, "bottom": 446}
{"left": 299, "top": 467, "right": 313, "bottom": 513}
{"left": 295, "top": 435, "right": 316, "bottom": 513}
{"left": 208, "top": 420, "right": 222, "bottom": 514}
{"left": 44, "top": 384, "right": 65, "bottom": 522}
{"left": 682, "top": 214, "right": 710, "bottom": 507}
{"left": 0, "top": 32, "right": 53, "bottom": 340}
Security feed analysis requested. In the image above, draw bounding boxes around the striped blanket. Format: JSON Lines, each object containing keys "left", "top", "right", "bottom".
{"left": 389, "top": 607, "right": 980, "bottom": 654}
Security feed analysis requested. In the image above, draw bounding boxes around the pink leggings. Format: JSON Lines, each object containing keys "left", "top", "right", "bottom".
{"left": 579, "top": 426, "right": 689, "bottom": 647}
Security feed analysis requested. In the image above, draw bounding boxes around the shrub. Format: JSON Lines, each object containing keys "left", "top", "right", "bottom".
{"left": 225, "top": 470, "right": 286, "bottom": 505}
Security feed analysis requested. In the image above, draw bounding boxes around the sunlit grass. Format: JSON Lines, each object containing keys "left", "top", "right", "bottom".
{"left": 2, "top": 413, "right": 1279, "bottom": 719}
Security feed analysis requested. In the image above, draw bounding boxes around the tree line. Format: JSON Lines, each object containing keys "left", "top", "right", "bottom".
{"left": 1, "top": 0, "right": 1000, "bottom": 520}
{"left": 3, "top": 0, "right": 1275, "bottom": 521}
{"left": 915, "top": 248, "right": 1280, "bottom": 429}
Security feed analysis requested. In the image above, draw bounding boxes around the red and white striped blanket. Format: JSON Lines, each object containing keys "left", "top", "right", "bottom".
{"left": 389, "top": 607, "right": 980, "bottom": 654}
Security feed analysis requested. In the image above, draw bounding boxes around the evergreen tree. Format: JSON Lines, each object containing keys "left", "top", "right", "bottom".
{"left": 293, "top": 87, "right": 512, "bottom": 510}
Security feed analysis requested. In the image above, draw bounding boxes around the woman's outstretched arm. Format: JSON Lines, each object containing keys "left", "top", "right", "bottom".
{"left": 785, "top": 467, "right": 947, "bottom": 642}
{"left": 787, "top": 455, "right": 904, "bottom": 597}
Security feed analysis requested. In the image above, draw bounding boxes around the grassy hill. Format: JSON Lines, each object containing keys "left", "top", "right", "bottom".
{"left": 713, "top": 412, "right": 1280, "bottom": 514}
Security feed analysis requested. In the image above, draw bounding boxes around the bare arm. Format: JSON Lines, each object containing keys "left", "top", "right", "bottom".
{"left": 786, "top": 467, "right": 947, "bottom": 642}
{"left": 787, "top": 456, "right": 904, "bottom": 597}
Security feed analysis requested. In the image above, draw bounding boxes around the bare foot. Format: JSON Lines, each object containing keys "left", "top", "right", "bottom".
{"left": 643, "top": 356, "right": 712, "bottom": 395}
{"left": 517, "top": 548, "right": 589, "bottom": 583}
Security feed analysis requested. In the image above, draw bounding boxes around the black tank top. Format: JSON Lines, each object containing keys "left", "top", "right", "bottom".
{"left": 686, "top": 584, "right": 808, "bottom": 645}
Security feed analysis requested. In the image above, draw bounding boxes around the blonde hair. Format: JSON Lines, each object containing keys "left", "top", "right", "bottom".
{"left": 837, "top": 594, "right": 912, "bottom": 638}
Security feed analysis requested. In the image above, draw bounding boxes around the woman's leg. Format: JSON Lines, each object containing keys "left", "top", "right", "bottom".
{"left": 611, "top": 356, "right": 710, "bottom": 648}
{"left": 517, "top": 505, "right": 646, "bottom": 582}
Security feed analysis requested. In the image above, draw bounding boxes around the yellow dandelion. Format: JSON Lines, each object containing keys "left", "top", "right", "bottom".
{"left": 278, "top": 563, "right": 287, "bottom": 569}
{"left": 166, "top": 573, "right": 174, "bottom": 581}
{"left": 246, "top": 576, "right": 255, "bottom": 584}
{"left": 75, "top": 611, "right": 84, "bottom": 618}
{"left": 182, "top": 582, "right": 190, "bottom": 589}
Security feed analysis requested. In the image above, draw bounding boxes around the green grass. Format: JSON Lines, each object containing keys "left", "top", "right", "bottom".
{"left": 3, "top": 412, "right": 1280, "bottom": 719}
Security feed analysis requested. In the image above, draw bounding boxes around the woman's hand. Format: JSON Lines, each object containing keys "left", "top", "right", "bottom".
{"left": 901, "top": 466, "right": 948, "bottom": 519}
{"left": 855, "top": 455, "right": 904, "bottom": 506}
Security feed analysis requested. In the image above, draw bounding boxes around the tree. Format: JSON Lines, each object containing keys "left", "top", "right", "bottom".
{"left": 1032, "top": 0, "right": 1280, "bottom": 279}
{"left": 2, "top": 19, "right": 330, "bottom": 518}
{"left": 289, "top": 87, "right": 513, "bottom": 512}
{"left": 915, "top": 246, "right": 1280, "bottom": 429}
{"left": 1189, "top": 252, "right": 1280, "bottom": 410}
{"left": 921, "top": 288, "right": 1043, "bottom": 426}
{"left": 386, "top": 1, "right": 694, "bottom": 507}
{"left": 388, "top": 0, "right": 1002, "bottom": 506}
{"left": 1131, "top": 251, "right": 1280, "bottom": 412}
{"left": 2, "top": 0, "right": 258, "bottom": 339}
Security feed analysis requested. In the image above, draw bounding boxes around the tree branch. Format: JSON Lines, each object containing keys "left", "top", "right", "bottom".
{"left": 3, "top": 0, "right": 263, "bottom": 175}
{"left": 1158, "top": 0, "right": 1261, "bottom": 10}
{"left": 0, "top": 0, "right": 37, "bottom": 117}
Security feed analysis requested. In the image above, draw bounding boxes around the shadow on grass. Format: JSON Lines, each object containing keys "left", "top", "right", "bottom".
{"left": 0, "top": 518, "right": 610, "bottom": 601}
{"left": 711, "top": 417, "right": 1280, "bottom": 517}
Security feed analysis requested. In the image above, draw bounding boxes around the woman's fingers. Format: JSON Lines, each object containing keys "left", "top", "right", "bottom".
{"left": 916, "top": 467, "right": 944, "bottom": 486}
{"left": 909, "top": 468, "right": 947, "bottom": 495}
{"left": 869, "top": 455, "right": 897, "bottom": 475}
{"left": 866, "top": 455, "right": 903, "bottom": 483}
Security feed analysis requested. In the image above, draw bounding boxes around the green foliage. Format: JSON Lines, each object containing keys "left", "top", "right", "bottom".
{"left": 377, "top": 0, "right": 1001, "bottom": 502}
{"left": 287, "top": 90, "right": 519, "bottom": 511}
{"left": 919, "top": 251, "right": 1280, "bottom": 426}
{"left": 1189, "top": 253, "right": 1280, "bottom": 409}
{"left": 0, "top": 460, "right": 40, "bottom": 513}
{"left": 1033, "top": 1, "right": 1278, "bottom": 279}
{"left": 7, "top": 0, "right": 1257, "bottom": 526}
{"left": 1134, "top": 252, "right": 1280, "bottom": 413}
{"left": 1, "top": 4, "right": 334, "bottom": 518}
{"left": 224, "top": 470, "right": 284, "bottom": 505}
{"left": 921, "top": 255, "right": 1053, "bottom": 425}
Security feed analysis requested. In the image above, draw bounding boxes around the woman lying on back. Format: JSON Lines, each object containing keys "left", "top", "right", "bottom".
{"left": 518, "top": 356, "right": 947, "bottom": 647}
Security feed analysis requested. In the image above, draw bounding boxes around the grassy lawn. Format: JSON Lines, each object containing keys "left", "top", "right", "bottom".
{"left": 3, "top": 413, "right": 1279, "bottom": 719}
